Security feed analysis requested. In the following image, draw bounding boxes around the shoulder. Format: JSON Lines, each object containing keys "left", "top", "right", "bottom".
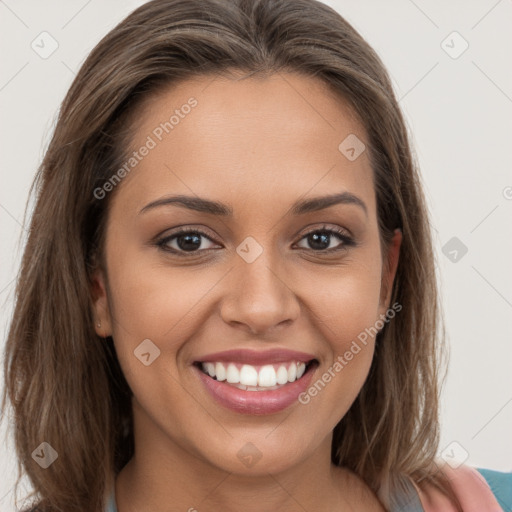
{"left": 414, "top": 463, "right": 510, "bottom": 511}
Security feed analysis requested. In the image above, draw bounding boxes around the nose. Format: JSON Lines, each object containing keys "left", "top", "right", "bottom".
{"left": 220, "top": 250, "right": 301, "bottom": 336}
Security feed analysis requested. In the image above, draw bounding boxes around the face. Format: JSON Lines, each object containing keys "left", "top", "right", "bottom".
{"left": 92, "top": 72, "right": 401, "bottom": 476}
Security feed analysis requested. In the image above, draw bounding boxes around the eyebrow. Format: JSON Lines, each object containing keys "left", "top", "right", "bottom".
{"left": 139, "top": 191, "right": 367, "bottom": 217}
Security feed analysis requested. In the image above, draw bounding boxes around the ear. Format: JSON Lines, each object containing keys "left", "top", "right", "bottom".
{"left": 378, "top": 228, "right": 402, "bottom": 315}
{"left": 91, "top": 267, "right": 112, "bottom": 338}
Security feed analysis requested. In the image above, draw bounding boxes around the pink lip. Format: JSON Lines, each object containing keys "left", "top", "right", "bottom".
{"left": 194, "top": 361, "right": 317, "bottom": 415}
{"left": 194, "top": 348, "right": 316, "bottom": 365}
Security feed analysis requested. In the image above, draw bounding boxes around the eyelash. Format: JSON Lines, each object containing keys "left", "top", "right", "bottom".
{"left": 155, "top": 225, "right": 356, "bottom": 257}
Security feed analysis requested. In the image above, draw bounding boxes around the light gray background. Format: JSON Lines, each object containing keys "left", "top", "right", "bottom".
{"left": 1, "top": 0, "right": 511, "bottom": 509}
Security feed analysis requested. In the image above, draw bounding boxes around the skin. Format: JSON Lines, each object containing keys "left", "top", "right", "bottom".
{"left": 92, "top": 71, "right": 402, "bottom": 512}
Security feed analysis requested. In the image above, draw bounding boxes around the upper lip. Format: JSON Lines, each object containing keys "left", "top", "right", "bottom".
{"left": 194, "top": 348, "right": 317, "bottom": 365}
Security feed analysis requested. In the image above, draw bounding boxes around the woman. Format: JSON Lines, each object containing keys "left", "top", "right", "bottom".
{"left": 1, "top": 0, "right": 509, "bottom": 511}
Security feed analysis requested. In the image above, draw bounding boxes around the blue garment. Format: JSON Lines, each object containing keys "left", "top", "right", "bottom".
{"left": 104, "top": 468, "right": 511, "bottom": 511}
{"left": 477, "top": 468, "right": 512, "bottom": 512}
{"left": 106, "top": 489, "right": 116, "bottom": 512}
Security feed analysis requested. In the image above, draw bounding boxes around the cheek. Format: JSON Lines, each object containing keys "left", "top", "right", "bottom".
{"left": 305, "top": 258, "right": 383, "bottom": 346}
{"left": 105, "top": 255, "right": 199, "bottom": 430}
{"left": 298, "top": 259, "right": 382, "bottom": 417}
{"left": 105, "top": 263, "right": 207, "bottom": 381}
{"left": 105, "top": 230, "right": 219, "bottom": 339}
{"left": 108, "top": 268, "right": 198, "bottom": 336}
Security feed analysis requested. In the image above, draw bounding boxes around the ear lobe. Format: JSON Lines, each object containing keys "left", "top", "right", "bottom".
{"left": 91, "top": 268, "right": 112, "bottom": 337}
{"left": 379, "top": 228, "right": 402, "bottom": 313}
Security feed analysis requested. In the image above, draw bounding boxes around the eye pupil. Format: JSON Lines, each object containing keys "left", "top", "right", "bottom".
{"left": 308, "top": 232, "right": 330, "bottom": 250}
{"left": 177, "top": 233, "right": 201, "bottom": 251}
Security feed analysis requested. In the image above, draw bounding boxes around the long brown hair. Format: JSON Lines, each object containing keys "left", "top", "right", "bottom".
{"left": 1, "top": 0, "right": 459, "bottom": 510}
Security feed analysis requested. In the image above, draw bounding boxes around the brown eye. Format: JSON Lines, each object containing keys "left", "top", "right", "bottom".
{"left": 295, "top": 226, "right": 355, "bottom": 252}
{"left": 157, "top": 228, "right": 220, "bottom": 254}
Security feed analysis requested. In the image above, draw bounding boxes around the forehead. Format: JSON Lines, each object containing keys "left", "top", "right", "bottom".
{"left": 111, "top": 72, "right": 375, "bottom": 219}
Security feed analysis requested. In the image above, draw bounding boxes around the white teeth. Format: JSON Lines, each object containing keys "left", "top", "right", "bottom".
{"left": 258, "top": 365, "right": 277, "bottom": 387}
{"left": 276, "top": 366, "right": 289, "bottom": 385}
{"left": 239, "top": 365, "right": 258, "bottom": 386}
{"left": 204, "top": 362, "right": 215, "bottom": 377}
{"left": 226, "top": 363, "right": 239, "bottom": 383}
{"left": 200, "top": 360, "right": 312, "bottom": 388}
{"left": 287, "top": 363, "right": 297, "bottom": 382}
{"left": 215, "top": 362, "right": 226, "bottom": 381}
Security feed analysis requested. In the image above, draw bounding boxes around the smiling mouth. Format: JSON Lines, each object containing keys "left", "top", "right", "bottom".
{"left": 194, "top": 359, "right": 318, "bottom": 391}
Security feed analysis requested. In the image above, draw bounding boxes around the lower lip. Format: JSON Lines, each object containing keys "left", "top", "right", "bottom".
{"left": 194, "top": 363, "right": 317, "bottom": 415}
